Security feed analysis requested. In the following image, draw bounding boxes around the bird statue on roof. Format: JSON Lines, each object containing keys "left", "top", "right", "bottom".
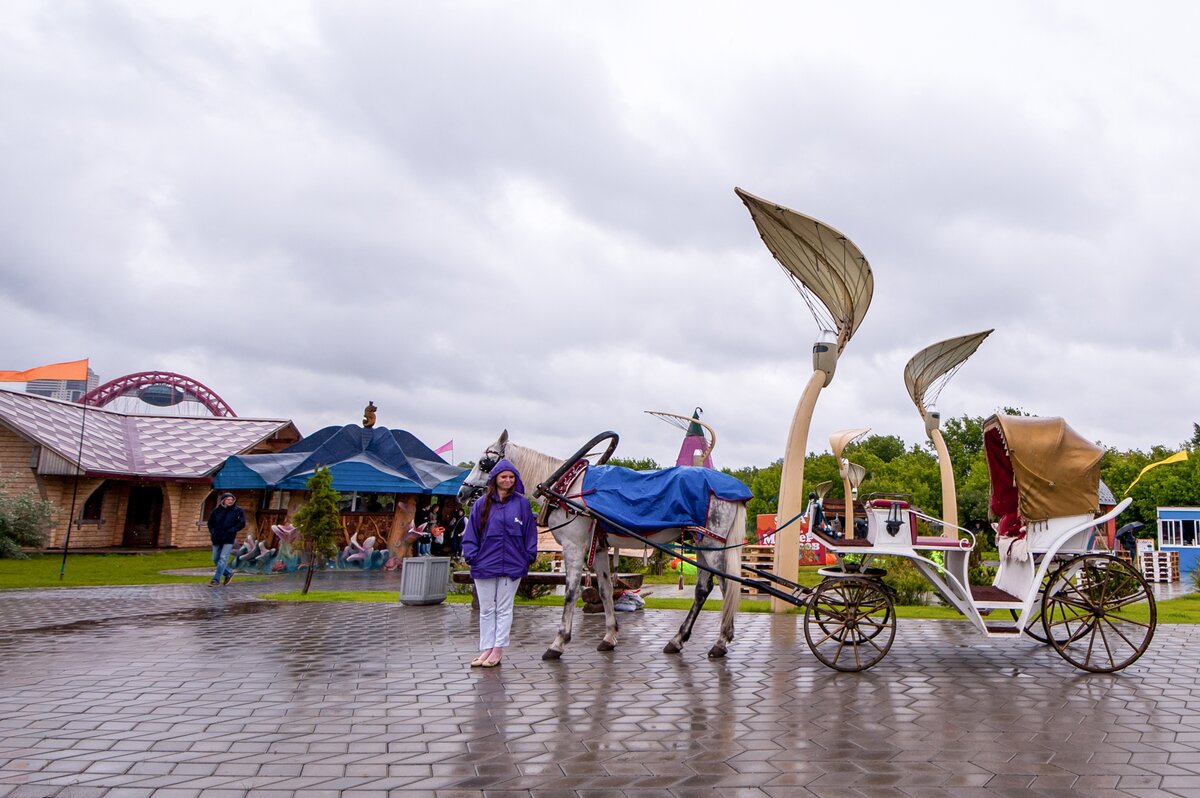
{"left": 363, "top": 401, "right": 377, "bottom": 428}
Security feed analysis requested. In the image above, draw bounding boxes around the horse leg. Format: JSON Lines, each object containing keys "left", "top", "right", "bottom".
{"left": 707, "top": 502, "right": 746, "bottom": 659}
{"left": 594, "top": 548, "right": 619, "bottom": 651}
{"left": 663, "top": 555, "right": 717, "bottom": 654}
{"left": 543, "top": 529, "right": 586, "bottom": 660}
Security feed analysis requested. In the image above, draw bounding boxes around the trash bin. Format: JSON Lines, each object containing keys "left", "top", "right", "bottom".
{"left": 399, "top": 556, "right": 451, "bottom": 605}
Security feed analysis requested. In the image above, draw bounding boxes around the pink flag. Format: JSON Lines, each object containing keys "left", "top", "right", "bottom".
{"left": 434, "top": 439, "right": 454, "bottom": 455}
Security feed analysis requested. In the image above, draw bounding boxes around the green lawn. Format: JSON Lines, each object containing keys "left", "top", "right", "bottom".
{"left": 0, "top": 549, "right": 263, "bottom": 589}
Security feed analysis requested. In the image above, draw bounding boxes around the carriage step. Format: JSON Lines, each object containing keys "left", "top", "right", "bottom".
{"left": 984, "top": 624, "right": 1021, "bottom": 635}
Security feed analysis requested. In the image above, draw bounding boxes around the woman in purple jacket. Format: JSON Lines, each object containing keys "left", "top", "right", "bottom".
{"left": 462, "top": 458, "right": 537, "bottom": 667}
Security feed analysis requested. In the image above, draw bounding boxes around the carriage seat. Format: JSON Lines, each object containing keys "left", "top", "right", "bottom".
{"left": 867, "top": 498, "right": 909, "bottom": 509}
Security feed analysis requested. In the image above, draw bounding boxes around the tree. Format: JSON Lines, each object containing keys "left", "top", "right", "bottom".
{"left": 846, "top": 434, "right": 906, "bottom": 464}
{"left": 292, "top": 466, "right": 342, "bottom": 594}
{"left": 0, "top": 482, "right": 53, "bottom": 559}
{"left": 608, "top": 456, "right": 660, "bottom": 471}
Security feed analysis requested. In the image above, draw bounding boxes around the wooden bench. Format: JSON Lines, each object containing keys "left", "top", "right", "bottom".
{"left": 452, "top": 571, "right": 644, "bottom": 611}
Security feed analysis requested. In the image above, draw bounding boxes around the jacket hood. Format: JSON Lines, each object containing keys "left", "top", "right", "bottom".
{"left": 488, "top": 458, "right": 526, "bottom": 495}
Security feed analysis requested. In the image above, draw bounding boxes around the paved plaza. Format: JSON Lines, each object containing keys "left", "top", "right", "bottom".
{"left": 2, "top": 571, "right": 1200, "bottom": 797}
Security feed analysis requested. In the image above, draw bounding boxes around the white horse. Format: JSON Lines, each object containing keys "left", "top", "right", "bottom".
{"left": 458, "top": 430, "right": 748, "bottom": 660}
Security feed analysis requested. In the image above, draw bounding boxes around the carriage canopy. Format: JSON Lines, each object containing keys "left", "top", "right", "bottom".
{"left": 984, "top": 414, "right": 1103, "bottom": 522}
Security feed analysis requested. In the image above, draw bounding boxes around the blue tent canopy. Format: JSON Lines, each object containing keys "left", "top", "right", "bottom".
{"left": 213, "top": 424, "right": 465, "bottom": 495}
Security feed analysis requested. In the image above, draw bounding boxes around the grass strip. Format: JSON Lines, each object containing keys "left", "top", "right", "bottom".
{"left": 0, "top": 549, "right": 250, "bottom": 589}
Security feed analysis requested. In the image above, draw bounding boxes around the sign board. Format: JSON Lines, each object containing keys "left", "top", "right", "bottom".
{"left": 757, "top": 513, "right": 828, "bottom": 565}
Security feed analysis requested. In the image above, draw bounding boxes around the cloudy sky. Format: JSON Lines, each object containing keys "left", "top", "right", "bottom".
{"left": 3, "top": 1, "right": 1199, "bottom": 468}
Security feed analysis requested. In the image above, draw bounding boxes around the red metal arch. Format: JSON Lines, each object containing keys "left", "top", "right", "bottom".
{"left": 80, "top": 371, "right": 237, "bottom": 417}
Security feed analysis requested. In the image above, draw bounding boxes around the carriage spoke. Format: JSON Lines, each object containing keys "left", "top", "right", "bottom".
{"left": 1045, "top": 554, "right": 1156, "bottom": 673}
{"left": 804, "top": 577, "right": 895, "bottom": 672}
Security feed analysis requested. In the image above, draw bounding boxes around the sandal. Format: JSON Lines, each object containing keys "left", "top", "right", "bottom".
{"left": 469, "top": 655, "right": 487, "bottom": 667}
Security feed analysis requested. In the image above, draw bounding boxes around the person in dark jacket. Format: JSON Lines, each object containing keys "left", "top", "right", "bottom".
{"left": 448, "top": 506, "right": 466, "bottom": 559}
{"left": 462, "top": 458, "right": 537, "bottom": 667}
{"left": 207, "top": 492, "right": 246, "bottom": 587}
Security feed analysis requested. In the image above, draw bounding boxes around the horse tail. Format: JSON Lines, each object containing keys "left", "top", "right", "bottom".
{"left": 719, "top": 501, "right": 747, "bottom": 632}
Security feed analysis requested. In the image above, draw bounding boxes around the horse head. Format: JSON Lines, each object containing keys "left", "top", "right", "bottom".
{"left": 457, "top": 428, "right": 509, "bottom": 506}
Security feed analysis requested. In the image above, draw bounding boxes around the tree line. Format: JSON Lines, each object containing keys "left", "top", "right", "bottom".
{"left": 613, "top": 415, "right": 1200, "bottom": 541}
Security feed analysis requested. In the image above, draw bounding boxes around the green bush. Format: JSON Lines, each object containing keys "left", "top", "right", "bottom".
{"left": 879, "top": 557, "right": 931, "bottom": 605}
{"left": 517, "top": 553, "right": 558, "bottom": 599}
{"left": 617, "top": 554, "right": 651, "bottom": 574}
{"left": 0, "top": 481, "right": 53, "bottom": 559}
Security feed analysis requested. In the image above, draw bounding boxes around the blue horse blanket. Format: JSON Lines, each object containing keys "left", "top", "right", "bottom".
{"left": 580, "top": 465, "right": 752, "bottom": 535}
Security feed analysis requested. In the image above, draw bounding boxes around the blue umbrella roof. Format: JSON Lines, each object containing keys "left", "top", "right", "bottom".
{"left": 213, "top": 424, "right": 465, "bottom": 495}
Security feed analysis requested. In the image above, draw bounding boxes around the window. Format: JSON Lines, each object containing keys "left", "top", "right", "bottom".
{"left": 1160, "top": 518, "right": 1199, "bottom": 547}
{"left": 336, "top": 492, "right": 397, "bottom": 512}
{"left": 81, "top": 483, "right": 106, "bottom": 521}
{"left": 259, "top": 491, "right": 292, "bottom": 511}
{"left": 201, "top": 491, "right": 220, "bottom": 521}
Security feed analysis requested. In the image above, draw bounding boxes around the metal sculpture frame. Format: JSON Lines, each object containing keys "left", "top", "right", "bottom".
{"left": 79, "top": 371, "right": 237, "bottom": 417}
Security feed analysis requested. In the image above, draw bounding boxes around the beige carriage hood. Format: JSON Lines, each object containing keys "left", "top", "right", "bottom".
{"left": 985, "top": 414, "right": 1103, "bottom": 522}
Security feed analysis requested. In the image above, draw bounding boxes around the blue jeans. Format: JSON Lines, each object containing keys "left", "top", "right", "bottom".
{"left": 212, "top": 543, "right": 234, "bottom": 582}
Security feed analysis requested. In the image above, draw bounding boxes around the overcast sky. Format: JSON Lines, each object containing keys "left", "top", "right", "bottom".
{"left": 3, "top": 1, "right": 1199, "bottom": 469}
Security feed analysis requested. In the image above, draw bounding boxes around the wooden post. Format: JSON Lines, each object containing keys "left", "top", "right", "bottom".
{"left": 773, "top": 370, "right": 825, "bottom": 613}
{"left": 929, "top": 427, "right": 957, "bottom": 537}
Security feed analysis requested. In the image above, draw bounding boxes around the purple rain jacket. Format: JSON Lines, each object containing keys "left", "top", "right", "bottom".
{"left": 462, "top": 458, "right": 538, "bottom": 580}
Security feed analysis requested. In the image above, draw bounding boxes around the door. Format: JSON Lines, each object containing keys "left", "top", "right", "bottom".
{"left": 123, "top": 487, "right": 163, "bottom": 547}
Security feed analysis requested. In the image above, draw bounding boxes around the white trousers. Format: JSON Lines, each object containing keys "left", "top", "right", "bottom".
{"left": 476, "top": 576, "right": 522, "bottom": 651}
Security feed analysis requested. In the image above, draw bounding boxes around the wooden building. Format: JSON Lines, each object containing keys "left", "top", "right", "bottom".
{"left": 0, "top": 388, "right": 299, "bottom": 549}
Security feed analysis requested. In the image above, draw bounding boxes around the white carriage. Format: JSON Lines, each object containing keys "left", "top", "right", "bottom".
{"left": 801, "top": 413, "right": 1156, "bottom": 672}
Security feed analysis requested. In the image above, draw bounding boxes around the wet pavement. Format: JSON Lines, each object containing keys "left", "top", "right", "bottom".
{"left": 2, "top": 571, "right": 1200, "bottom": 797}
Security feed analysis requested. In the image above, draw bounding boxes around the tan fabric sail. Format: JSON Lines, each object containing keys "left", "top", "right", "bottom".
{"left": 904, "top": 330, "right": 993, "bottom": 417}
{"left": 829, "top": 427, "right": 871, "bottom": 462}
{"left": 735, "top": 188, "right": 874, "bottom": 354}
{"left": 988, "top": 415, "right": 1103, "bottom": 521}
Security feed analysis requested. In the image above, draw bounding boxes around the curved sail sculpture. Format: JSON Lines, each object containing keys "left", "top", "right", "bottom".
{"left": 736, "top": 188, "right": 874, "bottom": 610}
{"left": 830, "top": 427, "right": 871, "bottom": 508}
{"left": 645, "top": 408, "right": 717, "bottom": 466}
{"left": 903, "top": 330, "right": 993, "bottom": 533}
{"left": 735, "top": 188, "right": 874, "bottom": 361}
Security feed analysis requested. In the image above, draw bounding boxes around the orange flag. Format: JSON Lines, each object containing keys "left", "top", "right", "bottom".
{"left": 0, "top": 359, "right": 89, "bottom": 382}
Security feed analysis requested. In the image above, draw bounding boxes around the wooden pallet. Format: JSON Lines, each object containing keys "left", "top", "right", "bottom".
{"left": 740, "top": 544, "right": 775, "bottom": 595}
{"left": 1139, "top": 551, "right": 1180, "bottom": 583}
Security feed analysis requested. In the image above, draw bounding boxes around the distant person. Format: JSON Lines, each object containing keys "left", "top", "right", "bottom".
{"left": 207, "top": 493, "right": 246, "bottom": 587}
{"left": 414, "top": 499, "right": 434, "bottom": 556}
{"left": 462, "top": 459, "right": 537, "bottom": 668}
{"left": 448, "top": 506, "right": 467, "bottom": 559}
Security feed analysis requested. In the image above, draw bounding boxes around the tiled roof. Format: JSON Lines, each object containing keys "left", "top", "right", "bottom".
{"left": 0, "top": 388, "right": 295, "bottom": 479}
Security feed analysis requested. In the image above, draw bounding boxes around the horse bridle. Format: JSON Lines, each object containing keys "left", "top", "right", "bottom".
{"left": 461, "top": 448, "right": 502, "bottom": 505}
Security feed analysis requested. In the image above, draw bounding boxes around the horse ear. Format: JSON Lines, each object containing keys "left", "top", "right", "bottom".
{"left": 499, "top": 429, "right": 509, "bottom": 445}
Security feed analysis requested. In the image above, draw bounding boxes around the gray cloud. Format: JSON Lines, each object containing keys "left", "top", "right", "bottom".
{"left": 2, "top": 1, "right": 1198, "bottom": 471}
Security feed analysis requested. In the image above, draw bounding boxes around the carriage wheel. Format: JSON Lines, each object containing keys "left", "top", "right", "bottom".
{"left": 804, "top": 577, "right": 896, "bottom": 672}
{"left": 1042, "top": 554, "right": 1156, "bottom": 673}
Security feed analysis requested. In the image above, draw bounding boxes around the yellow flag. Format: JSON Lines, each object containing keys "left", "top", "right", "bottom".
{"left": 1123, "top": 450, "right": 1189, "bottom": 495}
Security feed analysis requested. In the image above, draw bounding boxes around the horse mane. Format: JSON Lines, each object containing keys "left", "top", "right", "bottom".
{"left": 505, "top": 441, "right": 563, "bottom": 495}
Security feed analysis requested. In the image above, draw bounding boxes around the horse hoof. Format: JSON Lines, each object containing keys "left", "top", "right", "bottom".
{"left": 662, "top": 642, "right": 681, "bottom": 654}
{"left": 541, "top": 649, "right": 563, "bottom": 660}
{"left": 707, "top": 645, "right": 727, "bottom": 659}
{"left": 597, "top": 641, "right": 616, "bottom": 652}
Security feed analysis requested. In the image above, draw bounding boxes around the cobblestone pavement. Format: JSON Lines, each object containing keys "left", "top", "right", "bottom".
{"left": 2, "top": 572, "right": 1200, "bottom": 797}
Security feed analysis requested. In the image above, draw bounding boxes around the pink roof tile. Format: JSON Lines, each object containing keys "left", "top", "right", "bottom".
{"left": 0, "top": 388, "right": 294, "bottom": 479}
